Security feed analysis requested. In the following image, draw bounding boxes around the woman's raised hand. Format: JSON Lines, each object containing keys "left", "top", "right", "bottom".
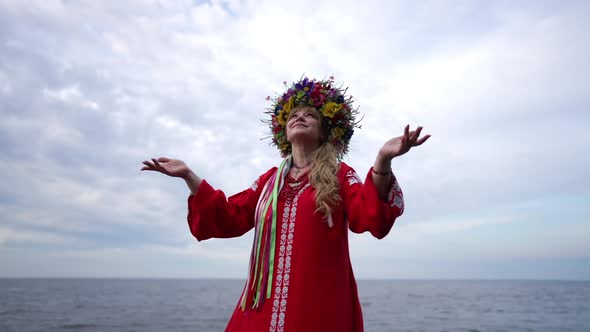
{"left": 141, "top": 157, "right": 191, "bottom": 179}
{"left": 379, "top": 125, "right": 431, "bottom": 160}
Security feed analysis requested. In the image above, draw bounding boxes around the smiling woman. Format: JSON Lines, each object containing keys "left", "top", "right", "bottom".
{"left": 141, "top": 76, "right": 430, "bottom": 332}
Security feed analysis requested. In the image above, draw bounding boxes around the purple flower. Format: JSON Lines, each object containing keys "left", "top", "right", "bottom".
{"left": 295, "top": 77, "right": 314, "bottom": 90}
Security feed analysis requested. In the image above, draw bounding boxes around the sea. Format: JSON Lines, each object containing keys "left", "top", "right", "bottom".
{"left": 1, "top": 279, "right": 589, "bottom": 332}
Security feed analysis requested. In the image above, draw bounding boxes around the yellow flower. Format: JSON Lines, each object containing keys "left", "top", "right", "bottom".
{"left": 322, "top": 102, "right": 342, "bottom": 118}
{"left": 280, "top": 142, "right": 290, "bottom": 151}
{"left": 277, "top": 109, "right": 288, "bottom": 126}
{"left": 283, "top": 96, "right": 294, "bottom": 114}
{"left": 332, "top": 127, "right": 345, "bottom": 139}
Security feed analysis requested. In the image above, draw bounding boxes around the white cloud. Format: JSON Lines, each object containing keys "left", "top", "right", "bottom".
{"left": 0, "top": 226, "right": 81, "bottom": 246}
{"left": 0, "top": 0, "right": 588, "bottom": 278}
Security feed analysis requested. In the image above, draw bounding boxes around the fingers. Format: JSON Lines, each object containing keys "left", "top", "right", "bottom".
{"left": 402, "top": 125, "right": 431, "bottom": 148}
{"left": 157, "top": 157, "right": 171, "bottom": 163}
{"left": 409, "top": 126, "right": 422, "bottom": 142}
{"left": 152, "top": 158, "right": 164, "bottom": 171}
{"left": 141, "top": 160, "right": 156, "bottom": 171}
{"left": 414, "top": 134, "right": 431, "bottom": 146}
{"left": 414, "top": 126, "right": 423, "bottom": 140}
{"left": 140, "top": 158, "right": 167, "bottom": 174}
{"left": 404, "top": 125, "right": 421, "bottom": 142}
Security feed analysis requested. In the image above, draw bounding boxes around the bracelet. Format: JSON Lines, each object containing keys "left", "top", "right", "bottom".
{"left": 372, "top": 167, "right": 392, "bottom": 176}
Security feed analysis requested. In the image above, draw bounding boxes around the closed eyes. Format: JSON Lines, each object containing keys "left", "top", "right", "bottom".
{"left": 291, "top": 112, "right": 317, "bottom": 120}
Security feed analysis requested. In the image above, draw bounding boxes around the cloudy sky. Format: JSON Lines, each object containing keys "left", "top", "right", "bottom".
{"left": 1, "top": 0, "right": 588, "bottom": 280}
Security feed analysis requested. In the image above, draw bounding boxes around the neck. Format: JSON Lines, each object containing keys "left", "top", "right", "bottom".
{"left": 290, "top": 142, "right": 318, "bottom": 167}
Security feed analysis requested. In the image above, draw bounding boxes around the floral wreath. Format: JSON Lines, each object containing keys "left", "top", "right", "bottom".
{"left": 264, "top": 76, "right": 361, "bottom": 158}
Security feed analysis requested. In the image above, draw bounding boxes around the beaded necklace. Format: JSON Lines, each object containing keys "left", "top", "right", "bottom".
{"left": 280, "top": 169, "right": 310, "bottom": 200}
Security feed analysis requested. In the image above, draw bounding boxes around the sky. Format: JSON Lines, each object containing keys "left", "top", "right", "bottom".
{"left": 0, "top": 0, "right": 589, "bottom": 280}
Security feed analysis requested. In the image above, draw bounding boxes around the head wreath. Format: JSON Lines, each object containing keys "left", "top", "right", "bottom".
{"left": 264, "top": 76, "right": 361, "bottom": 158}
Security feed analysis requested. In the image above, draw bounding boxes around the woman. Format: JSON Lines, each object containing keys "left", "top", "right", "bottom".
{"left": 142, "top": 77, "right": 430, "bottom": 331}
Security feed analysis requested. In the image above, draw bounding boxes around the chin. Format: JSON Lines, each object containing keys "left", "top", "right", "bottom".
{"left": 288, "top": 134, "right": 320, "bottom": 145}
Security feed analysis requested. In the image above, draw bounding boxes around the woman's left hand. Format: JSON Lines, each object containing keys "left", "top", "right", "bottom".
{"left": 379, "top": 125, "right": 431, "bottom": 160}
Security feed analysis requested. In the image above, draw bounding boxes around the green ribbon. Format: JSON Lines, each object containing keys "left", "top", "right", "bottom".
{"left": 266, "top": 159, "right": 286, "bottom": 298}
{"left": 243, "top": 158, "right": 288, "bottom": 310}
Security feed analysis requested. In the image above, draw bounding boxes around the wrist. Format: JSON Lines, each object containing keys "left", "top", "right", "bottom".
{"left": 372, "top": 167, "right": 392, "bottom": 176}
{"left": 184, "top": 170, "right": 202, "bottom": 195}
{"left": 183, "top": 170, "right": 197, "bottom": 182}
{"left": 374, "top": 154, "right": 392, "bottom": 173}
{"left": 377, "top": 148, "right": 397, "bottom": 161}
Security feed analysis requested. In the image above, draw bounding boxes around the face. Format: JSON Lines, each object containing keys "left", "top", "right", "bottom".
{"left": 285, "top": 107, "right": 323, "bottom": 145}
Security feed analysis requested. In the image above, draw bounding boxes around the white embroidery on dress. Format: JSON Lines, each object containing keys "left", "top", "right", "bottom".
{"left": 250, "top": 178, "right": 260, "bottom": 191}
{"left": 269, "top": 183, "right": 310, "bottom": 332}
{"left": 393, "top": 195, "right": 403, "bottom": 210}
{"left": 345, "top": 169, "right": 362, "bottom": 186}
{"left": 270, "top": 201, "right": 290, "bottom": 332}
{"left": 387, "top": 177, "right": 404, "bottom": 213}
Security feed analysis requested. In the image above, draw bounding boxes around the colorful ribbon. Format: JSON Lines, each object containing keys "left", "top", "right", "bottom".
{"left": 241, "top": 157, "right": 290, "bottom": 311}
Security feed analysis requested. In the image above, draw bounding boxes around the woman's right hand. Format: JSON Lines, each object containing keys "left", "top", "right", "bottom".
{"left": 141, "top": 157, "right": 191, "bottom": 179}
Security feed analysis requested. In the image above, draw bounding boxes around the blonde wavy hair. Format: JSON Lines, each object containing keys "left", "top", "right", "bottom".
{"left": 310, "top": 143, "right": 341, "bottom": 220}
{"left": 287, "top": 106, "right": 342, "bottom": 221}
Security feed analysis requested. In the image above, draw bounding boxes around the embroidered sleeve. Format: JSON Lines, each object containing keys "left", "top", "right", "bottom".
{"left": 187, "top": 168, "right": 277, "bottom": 241}
{"left": 387, "top": 175, "right": 405, "bottom": 214}
{"left": 340, "top": 163, "right": 404, "bottom": 239}
{"left": 345, "top": 169, "right": 363, "bottom": 186}
{"left": 249, "top": 177, "right": 260, "bottom": 192}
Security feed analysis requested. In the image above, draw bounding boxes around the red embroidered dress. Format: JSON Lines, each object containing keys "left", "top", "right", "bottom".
{"left": 187, "top": 162, "right": 404, "bottom": 332}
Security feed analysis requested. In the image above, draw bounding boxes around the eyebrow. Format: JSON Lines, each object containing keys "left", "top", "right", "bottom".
{"left": 293, "top": 110, "right": 315, "bottom": 116}
{"left": 289, "top": 109, "right": 318, "bottom": 122}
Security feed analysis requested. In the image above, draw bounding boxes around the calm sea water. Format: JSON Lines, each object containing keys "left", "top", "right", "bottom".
{"left": 1, "top": 279, "right": 589, "bottom": 332}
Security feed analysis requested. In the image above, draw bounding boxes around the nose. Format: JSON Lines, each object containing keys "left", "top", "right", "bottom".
{"left": 291, "top": 115, "right": 304, "bottom": 124}
{"left": 296, "top": 116, "right": 310, "bottom": 126}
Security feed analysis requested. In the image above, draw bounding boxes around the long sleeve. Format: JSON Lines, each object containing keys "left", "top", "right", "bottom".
{"left": 339, "top": 162, "right": 404, "bottom": 239}
{"left": 187, "top": 168, "right": 277, "bottom": 241}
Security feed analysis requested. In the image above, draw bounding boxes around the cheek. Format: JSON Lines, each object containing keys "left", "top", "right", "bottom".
{"left": 312, "top": 121, "right": 323, "bottom": 138}
{"left": 285, "top": 122, "right": 295, "bottom": 139}
{"left": 313, "top": 118, "right": 322, "bottom": 130}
